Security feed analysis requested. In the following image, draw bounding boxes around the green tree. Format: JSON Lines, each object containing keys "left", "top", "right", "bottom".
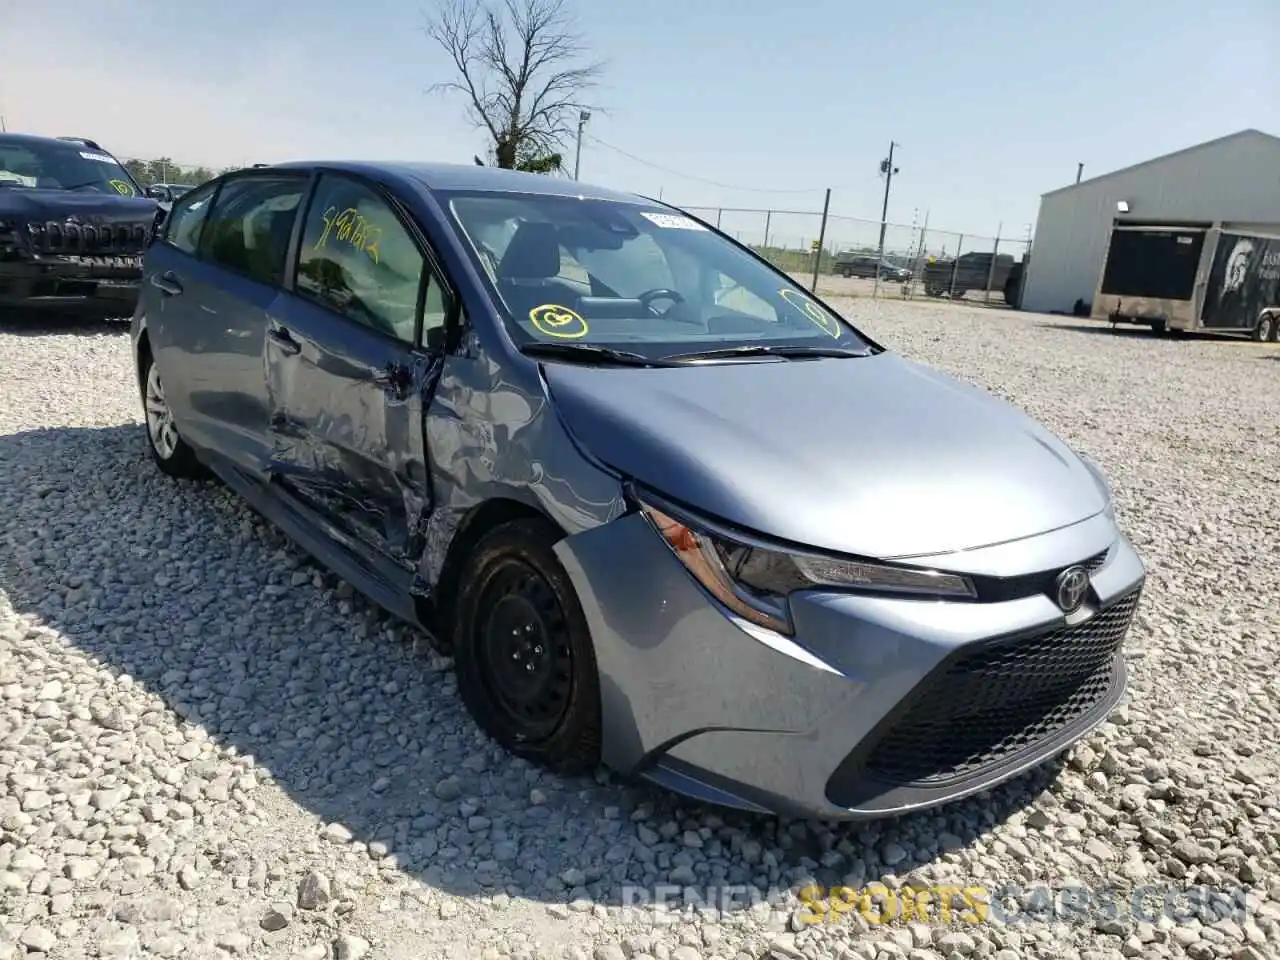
{"left": 426, "top": 0, "right": 602, "bottom": 170}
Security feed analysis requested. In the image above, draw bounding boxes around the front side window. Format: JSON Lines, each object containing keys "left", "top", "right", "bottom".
{"left": 199, "top": 174, "right": 305, "bottom": 286}
{"left": 295, "top": 174, "right": 426, "bottom": 344}
{"left": 163, "top": 180, "right": 218, "bottom": 255}
{"left": 0, "top": 139, "right": 141, "bottom": 196}
{"left": 444, "top": 192, "right": 869, "bottom": 358}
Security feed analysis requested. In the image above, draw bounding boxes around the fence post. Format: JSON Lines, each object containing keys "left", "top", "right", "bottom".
{"left": 983, "top": 223, "right": 1002, "bottom": 305}
{"left": 948, "top": 233, "right": 964, "bottom": 299}
{"left": 811, "top": 188, "right": 832, "bottom": 293}
{"left": 910, "top": 210, "right": 929, "bottom": 299}
{"left": 763, "top": 210, "right": 772, "bottom": 250}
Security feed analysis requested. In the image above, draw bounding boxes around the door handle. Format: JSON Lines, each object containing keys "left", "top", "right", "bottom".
{"left": 151, "top": 271, "right": 182, "bottom": 296}
{"left": 268, "top": 327, "right": 301, "bottom": 356}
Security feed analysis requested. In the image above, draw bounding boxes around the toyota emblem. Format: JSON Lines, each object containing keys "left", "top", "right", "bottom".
{"left": 1054, "top": 565, "right": 1090, "bottom": 613}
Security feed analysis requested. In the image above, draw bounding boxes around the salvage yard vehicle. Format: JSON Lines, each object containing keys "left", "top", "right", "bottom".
{"left": 833, "top": 253, "right": 911, "bottom": 282}
{"left": 0, "top": 133, "right": 160, "bottom": 319}
{"left": 132, "top": 161, "right": 1146, "bottom": 820}
{"left": 923, "top": 251, "right": 1020, "bottom": 303}
{"left": 1093, "top": 221, "right": 1280, "bottom": 340}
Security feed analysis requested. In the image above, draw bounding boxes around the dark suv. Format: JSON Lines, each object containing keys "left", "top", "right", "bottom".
{"left": 0, "top": 133, "right": 160, "bottom": 319}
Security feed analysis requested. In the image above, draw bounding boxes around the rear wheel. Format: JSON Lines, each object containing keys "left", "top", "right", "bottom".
{"left": 1256, "top": 313, "right": 1278, "bottom": 342}
{"left": 452, "top": 518, "right": 602, "bottom": 775}
{"left": 140, "top": 349, "right": 202, "bottom": 479}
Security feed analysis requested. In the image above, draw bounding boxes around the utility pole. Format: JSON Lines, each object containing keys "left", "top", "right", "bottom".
{"left": 573, "top": 110, "right": 590, "bottom": 180}
{"left": 810, "top": 188, "right": 832, "bottom": 294}
{"left": 873, "top": 141, "right": 900, "bottom": 300}
{"left": 1076, "top": 162, "right": 1084, "bottom": 184}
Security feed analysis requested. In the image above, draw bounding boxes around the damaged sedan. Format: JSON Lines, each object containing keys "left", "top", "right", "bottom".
{"left": 131, "top": 161, "right": 1146, "bottom": 820}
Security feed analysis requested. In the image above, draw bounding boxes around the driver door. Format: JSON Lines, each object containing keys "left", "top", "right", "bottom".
{"left": 264, "top": 171, "right": 452, "bottom": 569}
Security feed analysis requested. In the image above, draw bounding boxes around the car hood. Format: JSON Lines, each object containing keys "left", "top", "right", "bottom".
{"left": 0, "top": 188, "right": 157, "bottom": 223}
{"left": 543, "top": 351, "right": 1108, "bottom": 559}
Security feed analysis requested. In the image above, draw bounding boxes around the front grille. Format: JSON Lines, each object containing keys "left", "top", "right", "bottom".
{"left": 26, "top": 220, "right": 151, "bottom": 256}
{"left": 855, "top": 589, "right": 1140, "bottom": 786}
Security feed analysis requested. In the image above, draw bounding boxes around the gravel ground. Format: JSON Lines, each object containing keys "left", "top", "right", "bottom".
{"left": 1, "top": 302, "right": 1278, "bottom": 960}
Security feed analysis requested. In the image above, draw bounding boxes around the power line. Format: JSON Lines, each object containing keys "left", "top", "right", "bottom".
{"left": 584, "top": 134, "right": 834, "bottom": 196}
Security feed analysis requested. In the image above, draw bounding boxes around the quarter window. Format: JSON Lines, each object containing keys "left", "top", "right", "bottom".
{"left": 162, "top": 180, "right": 218, "bottom": 255}
{"left": 295, "top": 174, "right": 426, "bottom": 344}
{"left": 198, "top": 174, "right": 305, "bottom": 286}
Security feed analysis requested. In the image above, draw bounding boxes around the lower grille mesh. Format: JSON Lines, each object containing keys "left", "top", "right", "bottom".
{"left": 858, "top": 589, "right": 1140, "bottom": 786}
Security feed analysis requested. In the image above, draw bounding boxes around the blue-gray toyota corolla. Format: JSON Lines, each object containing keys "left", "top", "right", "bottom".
{"left": 130, "top": 160, "right": 1145, "bottom": 820}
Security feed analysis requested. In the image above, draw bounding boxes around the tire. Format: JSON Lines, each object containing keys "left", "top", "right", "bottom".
{"left": 452, "top": 517, "right": 602, "bottom": 775}
{"left": 1256, "top": 313, "right": 1278, "bottom": 342}
{"left": 1151, "top": 319, "right": 1168, "bottom": 336}
{"left": 1269, "top": 315, "right": 1280, "bottom": 343}
{"left": 139, "top": 348, "right": 203, "bottom": 479}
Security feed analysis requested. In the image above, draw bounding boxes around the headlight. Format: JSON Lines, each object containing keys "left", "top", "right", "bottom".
{"left": 636, "top": 495, "right": 977, "bottom": 636}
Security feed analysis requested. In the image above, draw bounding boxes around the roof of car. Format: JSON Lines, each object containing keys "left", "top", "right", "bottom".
{"left": 266, "top": 159, "right": 650, "bottom": 204}
{"left": 0, "top": 132, "right": 108, "bottom": 150}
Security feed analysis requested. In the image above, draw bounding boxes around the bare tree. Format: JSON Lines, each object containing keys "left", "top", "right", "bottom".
{"left": 425, "top": 0, "right": 603, "bottom": 171}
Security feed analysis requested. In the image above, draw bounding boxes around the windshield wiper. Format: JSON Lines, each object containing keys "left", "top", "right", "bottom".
{"left": 664, "top": 344, "right": 872, "bottom": 362}
{"left": 519, "top": 341, "right": 680, "bottom": 368}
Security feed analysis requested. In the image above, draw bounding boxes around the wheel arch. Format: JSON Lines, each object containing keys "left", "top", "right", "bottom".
{"left": 420, "top": 496, "right": 567, "bottom": 652}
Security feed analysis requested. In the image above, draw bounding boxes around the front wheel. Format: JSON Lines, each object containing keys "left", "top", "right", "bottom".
{"left": 1255, "top": 313, "right": 1278, "bottom": 342}
{"left": 452, "top": 518, "right": 602, "bottom": 775}
{"left": 140, "top": 350, "right": 202, "bottom": 479}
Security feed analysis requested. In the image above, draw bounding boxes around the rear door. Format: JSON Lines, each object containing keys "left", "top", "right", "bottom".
{"left": 147, "top": 170, "right": 310, "bottom": 475}
{"left": 264, "top": 170, "right": 452, "bottom": 569}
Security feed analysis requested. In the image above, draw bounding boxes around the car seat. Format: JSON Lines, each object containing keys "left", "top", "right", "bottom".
{"left": 496, "top": 221, "right": 579, "bottom": 317}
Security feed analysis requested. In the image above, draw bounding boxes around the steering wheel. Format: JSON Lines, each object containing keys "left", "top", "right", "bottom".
{"left": 637, "top": 288, "right": 685, "bottom": 318}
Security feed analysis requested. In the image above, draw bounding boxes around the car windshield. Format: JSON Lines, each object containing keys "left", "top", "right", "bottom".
{"left": 0, "top": 140, "right": 141, "bottom": 196}
{"left": 444, "top": 191, "right": 870, "bottom": 357}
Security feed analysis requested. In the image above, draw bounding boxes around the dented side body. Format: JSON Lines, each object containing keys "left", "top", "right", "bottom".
{"left": 132, "top": 161, "right": 629, "bottom": 635}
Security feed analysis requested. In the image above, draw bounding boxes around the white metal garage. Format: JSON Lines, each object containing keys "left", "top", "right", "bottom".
{"left": 1021, "top": 129, "right": 1280, "bottom": 315}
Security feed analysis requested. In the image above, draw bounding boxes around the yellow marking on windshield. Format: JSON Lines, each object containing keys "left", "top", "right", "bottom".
{"left": 529, "top": 303, "right": 589, "bottom": 339}
{"left": 108, "top": 179, "right": 135, "bottom": 196}
{"left": 779, "top": 288, "right": 841, "bottom": 338}
{"left": 315, "top": 205, "right": 383, "bottom": 264}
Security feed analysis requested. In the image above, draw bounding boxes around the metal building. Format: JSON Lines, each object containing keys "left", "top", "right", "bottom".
{"left": 1021, "top": 129, "right": 1280, "bottom": 315}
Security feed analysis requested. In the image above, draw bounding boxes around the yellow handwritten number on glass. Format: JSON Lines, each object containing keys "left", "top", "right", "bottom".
{"left": 778, "top": 288, "right": 841, "bottom": 338}
{"left": 529, "top": 304, "right": 589, "bottom": 339}
{"left": 109, "top": 180, "right": 133, "bottom": 196}
{"left": 315, "top": 205, "right": 383, "bottom": 264}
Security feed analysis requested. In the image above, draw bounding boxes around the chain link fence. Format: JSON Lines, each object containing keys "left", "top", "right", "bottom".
{"left": 676, "top": 204, "right": 1033, "bottom": 309}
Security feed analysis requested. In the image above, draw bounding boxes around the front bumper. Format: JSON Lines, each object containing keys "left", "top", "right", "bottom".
{"left": 0, "top": 256, "right": 143, "bottom": 316}
{"left": 555, "top": 509, "right": 1144, "bottom": 821}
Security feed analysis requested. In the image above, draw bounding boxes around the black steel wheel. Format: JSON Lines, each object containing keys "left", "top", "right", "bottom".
{"left": 452, "top": 518, "right": 601, "bottom": 774}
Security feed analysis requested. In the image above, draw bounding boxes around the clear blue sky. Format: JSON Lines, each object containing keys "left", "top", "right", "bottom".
{"left": 3, "top": 0, "right": 1276, "bottom": 247}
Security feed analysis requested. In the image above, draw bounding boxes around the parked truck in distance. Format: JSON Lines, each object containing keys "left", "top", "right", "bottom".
{"left": 923, "top": 251, "right": 1023, "bottom": 305}
{"left": 1093, "top": 221, "right": 1280, "bottom": 340}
